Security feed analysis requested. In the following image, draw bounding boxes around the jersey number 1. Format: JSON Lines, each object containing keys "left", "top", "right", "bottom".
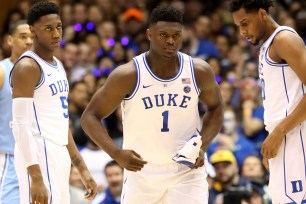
{"left": 161, "top": 111, "right": 169, "bottom": 132}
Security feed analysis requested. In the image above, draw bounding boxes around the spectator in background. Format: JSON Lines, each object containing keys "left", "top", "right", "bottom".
{"left": 80, "top": 137, "right": 112, "bottom": 192}
{"left": 209, "top": 150, "right": 252, "bottom": 204}
{"left": 70, "top": 166, "right": 90, "bottom": 204}
{"left": 91, "top": 160, "right": 123, "bottom": 204}
{"left": 207, "top": 106, "right": 257, "bottom": 168}
{"left": 239, "top": 78, "right": 268, "bottom": 157}
{"left": 69, "top": 81, "right": 89, "bottom": 147}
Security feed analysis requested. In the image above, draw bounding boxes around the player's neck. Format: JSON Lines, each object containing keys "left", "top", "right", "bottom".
{"left": 146, "top": 51, "right": 179, "bottom": 78}
{"left": 9, "top": 53, "right": 20, "bottom": 64}
{"left": 262, "top": 17, "right": 279, "bottom": 42}
{"left": 32, "top": 43, "right": 55, "bottom": 64}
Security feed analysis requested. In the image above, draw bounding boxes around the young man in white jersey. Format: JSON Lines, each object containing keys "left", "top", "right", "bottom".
{"left": 81, "top": 6, "right": 223, "bottom": 204}
{"left": 231, "top": 0, "right": 306, "bottom": 203}
{"left": 10, "top": 2, "right": 97, "bottom": 204}
{"left": 0, "top": 20, "right": 32, "bottom": 204}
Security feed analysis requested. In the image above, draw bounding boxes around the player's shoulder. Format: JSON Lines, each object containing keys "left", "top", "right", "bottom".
{"left": 191, "top": 57, "right": 215, "bottom": 90}
{"left": 108, "top": 60, "right": 136, "bottom": 80}
{"left": 273, "top": 28, "right": 301, "bottom": 45}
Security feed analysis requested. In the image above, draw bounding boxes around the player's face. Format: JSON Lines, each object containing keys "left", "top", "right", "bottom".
{"left": 8, "top": 24, "right": 33, "bottom": 57}
{"left": 31, "top": 14, "right": 62, "bottom": 51}
{"left": 147, "top": 21, "right": 182, "bottom": 58}
{"left": 232, "top": 8, "right": 266, "bottom": 46}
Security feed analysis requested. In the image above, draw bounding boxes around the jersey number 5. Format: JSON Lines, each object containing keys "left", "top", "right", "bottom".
{"left": 60, "top": 96, "right": 69, "bottom": 118}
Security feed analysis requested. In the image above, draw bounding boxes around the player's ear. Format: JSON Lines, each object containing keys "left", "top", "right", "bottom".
{"left": 7, "top": 35, "right": 13, "bottom": 47}
{"left": 258, "top": 8, "right": 267, "bottom": 21}
{"left": 29, "top": 25, "right": 36, "bottom": 38}
{"left": 146, "top": 28, "right": 151, "bottom": 41}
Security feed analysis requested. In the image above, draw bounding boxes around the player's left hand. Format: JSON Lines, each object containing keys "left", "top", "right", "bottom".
{"left": 80, "top": 170, "right": 97, "bottom": 200}
{"left": 261, "top": 127, "right": 285, "bottom": 159}
{"left": 191, "top": 149, "right": 205, "bottom": 169}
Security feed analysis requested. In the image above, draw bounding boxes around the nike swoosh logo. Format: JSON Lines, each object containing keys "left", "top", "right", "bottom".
{"left": 47, "top": 73, "right": 52, "bottom": 76}
{"left": 143, "top": 85, "right": 153, "bottom": 88}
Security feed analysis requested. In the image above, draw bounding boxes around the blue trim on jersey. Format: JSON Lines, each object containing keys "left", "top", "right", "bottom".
{"left": 189, "top": 56, "right": 200, "bottom": 96}
{"left": 33, "top": 102, "right": 42, "bottom": 135}
{"left": 9, "top": 55, "right": 46, "bottom": 89}
{"left": 282, "top": 67, "right": 290, "bottom": 103}
{"left": 264, "top": 29, "right": 296, "bottom": 67}
{"left": 124, "top": 58, "right": 140, "bottom": 100}
{"left": 142, "top": 52, "right": 184, "bottom": 82}
{"left": 122, "top": 177, "right": 127, "bottom": 201}
{"left": 302, "top": 83, "right": 305, "bottom": 95}
{"left": 300, "top": 127, "right": 306, "bottom": 202}
{"left": 0, "top": 154, "right": 8, "bottom": 196}
{"left": 28, "top": 51, "right": 58, "bottom": 68}
{"left": 43, "top": 140, "right": 53, "bottom": 204}
{"left": 34, "top": 67, "right": 45, "bottom": 90}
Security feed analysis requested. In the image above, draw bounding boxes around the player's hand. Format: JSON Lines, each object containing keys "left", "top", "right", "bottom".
{"left": 261, "top": 127, "right": 285, "bottom": 159}
{"left": 191, "top": 149, "right": 205, "bottom": 169}
{"left": 30, "top": 178, "right": 48, "bottom": 204}
{"left": 262, "top": 157, "right": 269, "bottom": 172}
{"left": 79, "top": 170, "right": 97, "bottom": 200}
{"left": 114, "top": 149, "right": 147, "bottom": 171}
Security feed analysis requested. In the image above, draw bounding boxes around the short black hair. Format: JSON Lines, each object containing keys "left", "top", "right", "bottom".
{"left": 149, "top": 6, "right": 183, "bottom": 25}
{"left": 104, "top": 160, "right": 123, "bottom": 173}
{"left": 230, "top": 0, "right": 274, "bottom": 13}
{"left": 8, "top": 20, "right": 28, "bottom": 35}
{"left": 27, "top": 1, "right": 60, "bottom": 25}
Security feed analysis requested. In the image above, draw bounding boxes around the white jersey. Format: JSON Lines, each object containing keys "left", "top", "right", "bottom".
{"left": 121, "top": 52, "right": 201, "bottom": 164}
{"left": 258, "top": 26, "right": 306, "bottom": 127}
{"left": 12, "top": 50, "right": 69, "bottom": 145}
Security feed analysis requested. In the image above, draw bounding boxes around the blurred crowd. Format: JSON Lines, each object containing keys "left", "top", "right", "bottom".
{"left": 1, "top": 0, "right": 306, "bottom": 203}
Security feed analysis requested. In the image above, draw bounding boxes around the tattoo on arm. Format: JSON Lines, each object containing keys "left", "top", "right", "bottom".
{"left": 71, "top": 155, "right": 81, "bottom": 167}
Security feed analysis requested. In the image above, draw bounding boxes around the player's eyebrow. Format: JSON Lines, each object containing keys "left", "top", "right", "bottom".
{"left": 239, "top": 19, "right": 248, "bottom": 25}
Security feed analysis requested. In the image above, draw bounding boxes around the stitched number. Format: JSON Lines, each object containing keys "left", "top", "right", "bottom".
{"left": 161, "top": 111, "right": 169, "bottom": 132}
{"left": 60, "top": 96, "right": 69, "bottom": 118}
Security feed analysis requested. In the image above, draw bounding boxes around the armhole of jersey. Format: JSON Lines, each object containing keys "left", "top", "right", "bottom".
{"left": 189, "top": 56, "right": 200, "bottom": 96}
{"left": 9, "top": 56, "right": 45, "bottom": 89}
{"left": 124, "top": 58, "right": 140, "bottom": 100}
{"left": 264, "top": 29, "right": 296, "bottom": 67}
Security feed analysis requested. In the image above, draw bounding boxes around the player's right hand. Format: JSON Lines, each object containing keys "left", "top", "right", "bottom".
{"left": 114, "top": 149, "right": 147, "bottom": 171}
{"left": 30, "top": 178, "right": 48, "bottom": 204}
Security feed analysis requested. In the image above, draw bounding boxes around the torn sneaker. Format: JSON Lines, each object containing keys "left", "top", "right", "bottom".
{"left": 172, "top": 134, "right": 202, "bottom": 166}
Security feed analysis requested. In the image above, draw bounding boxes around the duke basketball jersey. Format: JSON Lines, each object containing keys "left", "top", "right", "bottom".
{"left": 259, "top": 26, "right": 306, "bottom": 203}
{"left": 11, "top": 50, "right": 69, "bottom": 146}
{"left": 121, "top": 52, "right": 201, "bottom": 164}
{"left": 0, "top": 58, "right": 14, "bottom": 154}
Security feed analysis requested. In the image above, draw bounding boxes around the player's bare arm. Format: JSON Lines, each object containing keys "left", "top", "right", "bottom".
{"left": 262, "top": 31, "right": 306, "bottom": 159}
{"left": 11, "top": 57, "right": 49, "bottom": 204}
{"left": 66, "top": 130, "right": 97, "bottom": 200}
{"left": 194, "top": 58, "right": 224, "bottom": 153}
{"left": 81, "top": 61, "right": 147, "bottom": 171}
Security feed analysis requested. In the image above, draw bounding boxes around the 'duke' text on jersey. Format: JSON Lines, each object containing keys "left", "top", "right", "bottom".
{"left": 49, "top": 79, "right": 69, "bottom": 96}
{"left": 142, "top": 94, "right": 191, "bottom": 109}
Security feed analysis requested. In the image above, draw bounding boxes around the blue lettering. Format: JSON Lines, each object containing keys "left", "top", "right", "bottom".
{"left": 154, "top": 94, "right": 164, "bottom": 107}
{"left": 291, "top": 180, "right": 303, "bottom": 193}
{"left": 179, "top": 96, "right": 191, "bottom": 108}
{"left": 49, "top": 84, "right": 58, "bottom": 96}
{"left": 63, "top": 80, "right": 69, "bottom": 92}
{"left": 57, "top": 80, "right": 64, "bottom": 92}
{"left": 142, "top": 97, "right": 153, "bottom": 109}
{"left": 167, "top": 94, "right": 178, "bottom": 106}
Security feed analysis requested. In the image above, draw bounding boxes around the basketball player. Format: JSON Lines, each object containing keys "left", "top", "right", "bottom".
{"left": 10, "top": 2, "right": 97, "bottom": 204}
{"left": 81, "top": 6, "right": 223, "bottom": 204}
{"left": 231, "top": 0, "right": 306, "bottom": 203}
{"left": 0, "top": 20, "right": 32, "bottom": 204}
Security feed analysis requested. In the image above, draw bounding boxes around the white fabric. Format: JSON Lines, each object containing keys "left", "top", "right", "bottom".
{"left": 13, "top": 50, "right": 69, "bottom": 146}
{"left": 11, "top": 98, "right": 38, "bottom": 167}
{"left": 172, "top": 134, "right": 202, "bottom": 166}
{"left": 122, "top": 52, "right": 201, "bottom": 164}
{"left": 121, "top": 163, "right": 208, "bottom": 204}
{"left": 15, "top": 137, "right": 71, "bottom": 204}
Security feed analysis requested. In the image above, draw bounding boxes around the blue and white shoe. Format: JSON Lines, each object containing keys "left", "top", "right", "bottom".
{"left": 172, "top": 134, "right": 202, "bottom": 166}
